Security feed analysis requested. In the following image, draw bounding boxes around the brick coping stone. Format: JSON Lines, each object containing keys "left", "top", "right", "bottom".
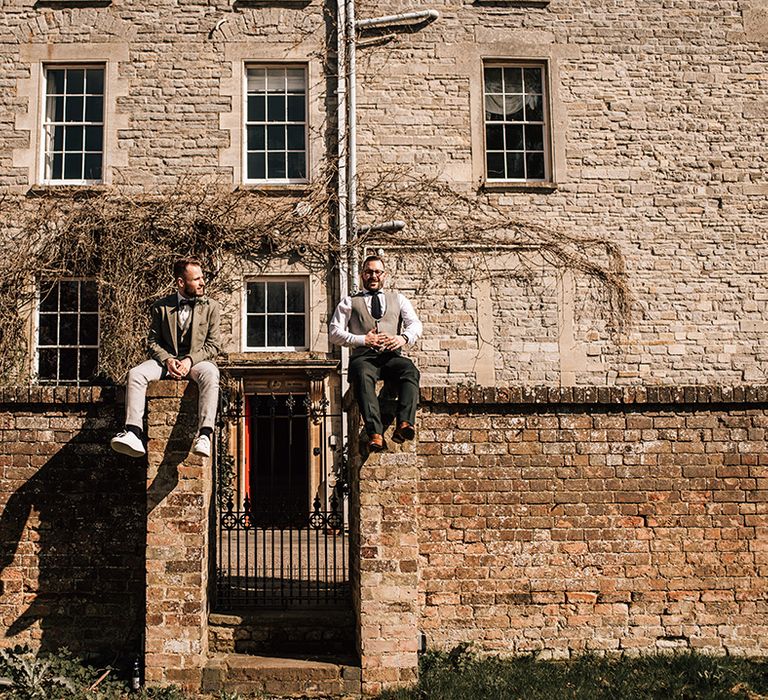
{"left": 2, "top": 383, "right": 768, "bottom": 407}
{"left": 420, "top": 384, "right": 768, "bottom": 406}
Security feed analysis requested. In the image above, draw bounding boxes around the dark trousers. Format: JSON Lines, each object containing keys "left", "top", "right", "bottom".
{"left": 348, "top": 350, "right": 420, "bottom": 436}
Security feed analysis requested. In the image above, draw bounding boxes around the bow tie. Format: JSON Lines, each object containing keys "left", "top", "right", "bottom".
{"left": 179, "top": 298, "right": 196, "bottom": 307}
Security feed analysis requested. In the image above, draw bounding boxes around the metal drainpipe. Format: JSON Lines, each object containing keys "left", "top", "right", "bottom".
{"left": 337, "top": 0, "right": 350, "bottom": 459}
{"left": 346, "top": 0, "right": 359, "bottom": 295}
{"left": 355, "top": 9, "right": 439, "bottom": 29}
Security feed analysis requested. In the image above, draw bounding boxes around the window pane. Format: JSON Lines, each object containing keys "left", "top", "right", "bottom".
{"left": 504, "top": 67, "right": 523, "bottom": 93}
{"left": 505, "top": 96, "right": 524, "bottom": 121}
{"left": 84, "top": 153, "right": 102, "bottom": 180}
{"left": 286, "top": 282, "right": 305, "bottom": 312}
{"left": 287, "top": 153, "right": 306, "bottom": 180}
{"left": 286, "top": 317, "right": 304, "bottom": 347}
{"left": 247, "top": 316, "right": 265, "bottom": 347}
{"left": 85, "top": 96, "right": 103, "bottom": 122}
{"left": 267, "top": 315, "right": 284, "bottom": 346}
{"left": 247, "top": 95, "right": 265, "bottom": 122}
{"left": 266, "top": 69, "right": 285, "bottom": 92}
{"left": 286, "top": 125, "right": 304, "bottom": 150}
{"left": 65, "top": 96, "right": 84, "bottom": 122}
{"left": 486, "top": 124, "right": 503, "bottom": 150}
{"left": 246, "top": 68, "right": 266, "bottom": 93}
{"left": 79, "top": 314, "right": 98, "bottom": 345}
{"left": 267, "top": 95, "right": 285, "bottom": 121}
{"left": 247, "top": 126, "right": 265, "bottom": 151}
{"left": 524, "top": 67, "right": 542, "bottom": 94}
{"left": 286, "top": 69, "right": 305, "bottom": 93}
{"left": 39, "top": 315, "right": 58, "bottom": 345}
{"left": 526, "top": 94, "right": 543, "bottom": 122}
{"left": 59, "top": 349, "right": 78, "bottom": 381}
{"left": 60, "top": 281, "right": 79, "bottom": 310}
{"left": 287, "top": 95, "right": 304, "bottom": 122}
{"left": 67, "top": 69, "right": 85, "bottom": 94}
{"left": 49, "top": 96, "right": 65, "bottom": 122}
{"left": 506, "top": 152, "right": 525, "bottom": 179}
{"left": 80, "top": 282, "right": 98, "bottom": 311}
{"left": 51, "top": 153, "right": 63, "bottom": 180}
{"left": 39, "top": 349, "right": 58, "bottom": 380}
{"left": 506, "top": 124, "right": 524, "bottom": 150}
{"left": 40, "top": 282, "right": 58, "bottom": 312}
{"left": 85, "top": 126, "right": 103, "bottom": 151}
{"left": 486, "top": 152, "right": 504, "bottom": 179}
{"left": 267, "top": 125, "right": 285, "bottom": 150}
{"left": 267, "top": 151, "right": 285, "bottom": 179}
{"left": 65, "top": 126, "right": 83, "bottom": 151}
{"left": 526, "top": 153, "right": 545, "bottom": 180}
{"left": 247, "top": 282, "right": 265, "bottom": 313}
{"left": 485, "top": 95, "right": 504, "bottom": 122}
{"left": 267, "top": 282, "right": 285, "bottom": 313}
{"left": 53, "top": 126, "right": 65, "bottom": 150}
{"left": 85, "top": 69, "right": 104, "bottom": 95}
{"left": 247, "top": 152, "right": 266, "bottom": 180}
{"left": 47, "top": 69, "right": 65, "bottom": 95}
{"left": 484, "top": 67, "right": 502, "bottom": 94}
{"left": 525, "top": 124, "right": 544, "bottom": 151}
{"left": 64, "top": 153, "right": 82, "bottom": 179}
{"left": 79, "top": 348, "right": 98, "bottom": 381}
{"left": 60, "top": 314, "right": 78, "bottom": 345}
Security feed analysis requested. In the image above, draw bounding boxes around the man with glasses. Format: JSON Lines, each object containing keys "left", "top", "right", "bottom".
{"left": 329, "top": 254, "right": 422, "bottom": 452}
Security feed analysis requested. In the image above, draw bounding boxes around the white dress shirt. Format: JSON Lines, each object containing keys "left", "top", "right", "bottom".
{"left": 329, "top": 291, "right": 423, "bottom": 348}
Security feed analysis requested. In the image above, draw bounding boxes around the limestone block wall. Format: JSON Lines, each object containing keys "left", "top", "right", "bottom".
{"left": 0, "top": 387, "right": 144, "bottom": 661}
{"left": 353, "top": 0, "right": 768, "bottom": 386}
{"left": 414, "top": 386, "right": 768, "bottom": 657}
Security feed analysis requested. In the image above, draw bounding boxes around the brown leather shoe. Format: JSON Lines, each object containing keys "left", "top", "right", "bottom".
{"left": 392, "top": 421, "right": 416, "bottom": 444}
{"left": 368, "top": 434, "right": 387, "bottom": 452}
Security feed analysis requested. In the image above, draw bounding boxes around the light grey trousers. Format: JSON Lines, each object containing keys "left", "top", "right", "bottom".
{"left": 125, "top": 359, "right": 220, "bottom": 431}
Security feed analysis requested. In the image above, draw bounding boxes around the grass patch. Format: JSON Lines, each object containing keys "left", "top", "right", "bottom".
{"left": 379, "top": 644, "right": 768, "bottom": 700}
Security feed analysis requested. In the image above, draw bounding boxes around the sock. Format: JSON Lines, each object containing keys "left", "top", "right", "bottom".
{"left": 199, "top": 427, "right": 213, "bottom": 438}
{"left": 126, "top": 424, "right": 143, "bottom": 439}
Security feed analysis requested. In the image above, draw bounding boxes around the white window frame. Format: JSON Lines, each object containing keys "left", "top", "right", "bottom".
{"left": 40, "top": 63, "right": 106, "bottom": 186}
{"left": 483, "top": 61, "right": 552, "bottom": 183}
{"left": 242, "top": 64, "right": 309, "bottom": 185}
{"left": 35, "top": 277, "right": 100, "bottom": 385}
{"left": 242, "top": 277, "right": 309, "bottom": 351}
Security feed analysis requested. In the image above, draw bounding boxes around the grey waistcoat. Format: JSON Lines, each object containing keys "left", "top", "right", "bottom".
{"left": 349, "top": 291, "right": 400, "bottom": 356}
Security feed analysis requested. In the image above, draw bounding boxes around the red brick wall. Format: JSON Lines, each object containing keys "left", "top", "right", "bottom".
{"left": 0, "top": 387, "right": 144, "bottom": 663}
{"left": 416, "top": 387, "right": 768, "bottom": 657}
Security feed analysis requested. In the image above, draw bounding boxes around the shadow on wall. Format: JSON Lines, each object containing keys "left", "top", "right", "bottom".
{"left": 0, "top": 403, "right": 146, "bottom": 665}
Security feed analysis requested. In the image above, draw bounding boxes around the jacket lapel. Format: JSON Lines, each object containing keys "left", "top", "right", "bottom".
{"left": 167, "top": 296, "right": 179, "bottom": 355}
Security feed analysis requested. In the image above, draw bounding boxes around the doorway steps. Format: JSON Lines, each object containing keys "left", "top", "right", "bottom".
{"left": 205, "top": 609, "right": 360, "bottom": 697}
{"left": 202, "top": 653, "right": 361, "bottom": 698}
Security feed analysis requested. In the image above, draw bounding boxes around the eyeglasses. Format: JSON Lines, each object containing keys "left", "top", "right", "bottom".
{"left": 362, "top": 269, "right": 385, "bottom": 277}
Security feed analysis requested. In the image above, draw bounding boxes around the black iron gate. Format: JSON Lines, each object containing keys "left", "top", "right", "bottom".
{"left": 213, "top": 386, "right": 349, "bottom": 609}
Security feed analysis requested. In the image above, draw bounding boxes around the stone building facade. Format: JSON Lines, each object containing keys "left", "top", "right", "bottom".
{"left": 0, "top": 0, "right": 767, "bottom": 696}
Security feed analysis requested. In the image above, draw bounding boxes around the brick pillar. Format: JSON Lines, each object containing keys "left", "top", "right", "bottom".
{"left": 144, "top": 380, "right": 211, "bottom": 692}
{"left": 351, "top": 403, "right": 421, "bottom": 696}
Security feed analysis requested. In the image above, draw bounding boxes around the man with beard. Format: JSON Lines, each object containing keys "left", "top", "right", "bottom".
{"left": 110, "top": 257, "right": 221, "bottom": 458}
{"left": 329, "top": 254, "right": 422, "bottom": 452}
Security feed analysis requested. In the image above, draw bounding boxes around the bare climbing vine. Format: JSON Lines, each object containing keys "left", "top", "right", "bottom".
{"left": 0, "top": 169, "right": 629, "bottom": 387}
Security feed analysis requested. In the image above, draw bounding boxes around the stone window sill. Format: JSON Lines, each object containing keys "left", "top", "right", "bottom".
{"left": 35, "top": 0, "right": 112, "bottom": 6}
{"left": 472, "top": 0, "right": 549, "bottom": 6}
{"left": 236, "top": 184, "right": 311, "bottom": 195}
{"left": 27, "top": 185, "right": 110, "bottom": 199}
{"left": 481, "top": 180, "right": 558, "bottom": 193}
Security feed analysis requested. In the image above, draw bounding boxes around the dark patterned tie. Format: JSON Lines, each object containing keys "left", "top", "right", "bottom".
{"left": 370, "top": 292, "right": 383, "bottom": 320}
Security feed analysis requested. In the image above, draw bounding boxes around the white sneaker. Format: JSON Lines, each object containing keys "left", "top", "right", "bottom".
{"left": 192, "top": 434, "right": 211, "bottom": 458}
{"left": 110, "top": 430, "right": 145, "bottom": 458}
